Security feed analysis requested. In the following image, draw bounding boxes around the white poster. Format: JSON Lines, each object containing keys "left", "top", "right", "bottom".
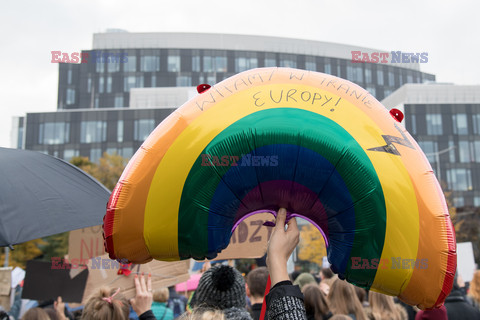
{"left": 457, "top": 242, "right": 476, "bottom": 282}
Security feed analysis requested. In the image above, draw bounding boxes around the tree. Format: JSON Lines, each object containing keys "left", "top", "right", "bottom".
{"left": 70, "top": 153, "right": 128, "bottom": 191}
{"left": 1, "top": 239, "right": 46, "bottom": 268}
{"left": 297, "top": 223, "right": 327, "bottom": 267}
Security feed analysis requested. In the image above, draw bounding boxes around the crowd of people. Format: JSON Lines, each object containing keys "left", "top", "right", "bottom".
{"left": 2, "top": 209, "right": 480, "bottom": 320}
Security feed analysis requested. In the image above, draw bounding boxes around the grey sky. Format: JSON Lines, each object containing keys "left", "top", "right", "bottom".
{"left": 1, "top": 0, "right": 479, "bottom": 148}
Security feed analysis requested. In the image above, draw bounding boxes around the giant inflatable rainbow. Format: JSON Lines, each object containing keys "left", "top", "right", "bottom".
{"left": 103, "top": 67, "right": 456, "bottom": 309}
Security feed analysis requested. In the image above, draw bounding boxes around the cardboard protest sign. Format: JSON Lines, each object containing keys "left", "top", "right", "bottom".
{"left": 0, "top": 267, "right": 12, "bottom": 311}
{"left": 82, "top": 255, "right": 190, "bottom": 303}
{"left": 0, "top": 267, "right": 11, "bottom": 296}
{"left": 68, "top": 225, "right": 106, "bottom": 264}
{"left": 22, "top": 260, "right": 88, "bottom": 303}
{"left": 215, "top": 212, "right": 275, "bottom": 260}
{"left": 457, "top": 242, "right": 476, "bottom": 282}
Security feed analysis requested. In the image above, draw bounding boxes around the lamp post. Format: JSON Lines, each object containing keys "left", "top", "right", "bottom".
{"left": 425, "top": 146, "right": 456, "bottom": 183}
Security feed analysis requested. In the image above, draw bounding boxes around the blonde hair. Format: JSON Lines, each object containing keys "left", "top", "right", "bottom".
{"left": 327, "top": 280, "right": 367, "bottom": 320}
{"left": 469, "top": 270, "right": 480, "bottom": 303}
{"left": 21, "top": 308, "right": 50, "bottom": 320}
{"left": 81, "top": 287, "right": 130, "bottom": 320}
{"left": 153, "top": 287, "right": 170, "bottom": 303}
{"left": 179, "top": 308, "right": 225, "bottom": 320}
{"left": 369, "top": 291, "right": 404, "bottom": 320}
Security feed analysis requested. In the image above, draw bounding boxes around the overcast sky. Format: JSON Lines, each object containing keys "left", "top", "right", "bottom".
{"left": 1, "top": 0, "right": 479, "bottom": 148}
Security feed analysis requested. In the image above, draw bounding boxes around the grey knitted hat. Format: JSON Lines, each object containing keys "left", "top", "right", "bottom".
{"left": 190, "top": 265, "right": 247, "bottom": 310}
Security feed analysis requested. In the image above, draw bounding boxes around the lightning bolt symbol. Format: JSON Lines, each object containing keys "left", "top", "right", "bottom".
{"left": 367, "top": 122, "right": 415, "bottom": 156}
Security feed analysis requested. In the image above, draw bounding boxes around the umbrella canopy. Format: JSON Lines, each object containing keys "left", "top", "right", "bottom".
{"left": 0, "top": 147, "right": 110, "bottom": 247}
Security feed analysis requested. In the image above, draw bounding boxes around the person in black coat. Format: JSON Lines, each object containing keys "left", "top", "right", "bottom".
{"left": 444, "top": 273, "right": 480, "bottom": 320}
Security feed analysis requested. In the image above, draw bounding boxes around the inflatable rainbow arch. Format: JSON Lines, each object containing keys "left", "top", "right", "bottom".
{"left": 103, "top": 67, "right": 456, "bottom": 309}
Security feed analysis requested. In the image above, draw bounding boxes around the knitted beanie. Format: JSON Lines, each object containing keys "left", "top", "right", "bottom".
{"left": 190, "top": 265, "right": 247, "bottom": 310}
{"left": 293, "top": 272, "right": 317, "bottom": 290}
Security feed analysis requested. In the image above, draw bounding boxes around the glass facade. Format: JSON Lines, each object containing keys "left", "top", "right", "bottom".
{"left": 58, "top": 45, "right": 434, "bottom": 110}
{"left": 134, "top": 119, "right": 155, "bottom": 141}
{"left": 80, "top": 121, "right": 107, "bottom": 143}
{"left": 405, "top": 103, "right": 480, "bottom": 207}
{"left": 38, "top": 122, "right": 70, "bottom": 145}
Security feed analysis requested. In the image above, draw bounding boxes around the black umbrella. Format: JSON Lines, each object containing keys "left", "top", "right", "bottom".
{"left": 0, "top": 147, "right": 110, "bottom": 247}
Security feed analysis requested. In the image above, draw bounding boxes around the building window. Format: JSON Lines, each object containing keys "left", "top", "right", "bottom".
{"left": 176, "top": 76, "right": 192, "bottom": 86}
{"left": 63, "top": 149, "right": 79, "bottom": 161}
{"left": 80, "top": 121, "right": 107, "bottom": 143}
{"left": 235, "top": 56, "right": 258, "bottom": 73}
{"left": 426, "top": 114, "right": 443, "bottom": 135}
{"left": 67, "top": 69, "right": 72, "bottom": 84}
{"left": 264, "top": 53, "right": 276, "bottom": 67}
{"left": 168, "top": 56, "right": 181, "bottom": 72}
{"left": 106, "top": 76, "right": 112, "bottom": 93}
{"left": 377, "top": 69, "right": 384, "bottom": 86}
{"left": 151, "top": 75, "right": 156, "bottom": 87}
{"left": 366, "top": 86, "right": 376, "bottom": 98}
{"left": 207, "top": 75, "right": 216, "bottom": 84}
{"left": 409, "top": 114, "right": 417, "bottom": 134}
{"left": 449, "top": 140, "right": 456, "bottom": 162}
{"left": 418, "top": 141, "right": 438, "bottom": 163}
{"left": 125, "top": 56, "right": 136, "bottom": 72}
{"left": 90, "top": 148, "right": 102, "bottom": 163}
{"left": 95, "top": 97, "right": 99, "bottom": 108}
{"left": 99, "top": 77, "right": 104, "bottom": 93}
{"left": 117, "top": 120, "right": 124, "bottom": 143}
{"left": 355, "top": 66, "right": 363, "bottom": 82}
{"left": 305, "top": 57, "right": 316, "bottom": 71}
{"left": 458, "top": 141, "right": 471, "bottom": 163}
{"left": 347, "top": 66, "right": 353, "bottom": 80}
{"left": 474, "top": 196, "right": 480, "bottom": 207}
{"left": 122, "top": 147, "right": 134, "bottom": 158}
{"left": 108, "top": 59, "right": 120, "bottom": 72}
{"left": 453, "top": 197, "right": 465, "bottom": 207}
{"left": 407, "top": 73, "right": 413, "bottom": 83}
{"left": 203, "top": 56, "right": 214, "bottom": 72}
{"left": 87, "top": 76, "right": 92, "bottom": 93}
{"left": 96, "top": 60, "right": 104, "bottom": 73}
{"left": 279, "top": 54, "right": 296, "bottom": 68}
{"left": 388, "top": 71, "right": 395, "bottom": 86}
{"left": 215, "top": 56, "right": 227, "bottom": 72}
{"left": 324, "top": 63, "right": 331, "bottom": 75}
{"left": 66, "top": 89, "right": 75, "bottom": 105}
{"left": 473, "top": 114, "right": 480, "bottom": 134}
{"left": 141, "top": 56, "right": 160, "bottom": 72}
{"left": 114, "top": 96, "right": 124, "bottom": 108}
{"left": 446, "top": 168, "right": 472, "bottom": 191}
{"left": 124, "top": 76, "right": 144, "bottom": 92}
{"left": 365, "top": 67, "right": 372, "bottom": 84}
{"left": 192, "top": 56, "right": 201, "bottom": 72}
{"left": 38, "top": 122, "right": 70, "bottom": 145}
{"left": 453, "top": 114, "right": 468, "bottom": 135}
{"left": 134, "top": 119, "right": 155, "bottom": 141}
{"left": 473, "top": 141, "right": 480, "bottom": 162}
{"left": 106, "top": 148, "right": 117, "bottom": 156}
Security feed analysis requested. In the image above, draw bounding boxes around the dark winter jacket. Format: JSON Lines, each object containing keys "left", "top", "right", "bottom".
{"left": 444, "top": 288, "right": 480, "bottom": 320}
